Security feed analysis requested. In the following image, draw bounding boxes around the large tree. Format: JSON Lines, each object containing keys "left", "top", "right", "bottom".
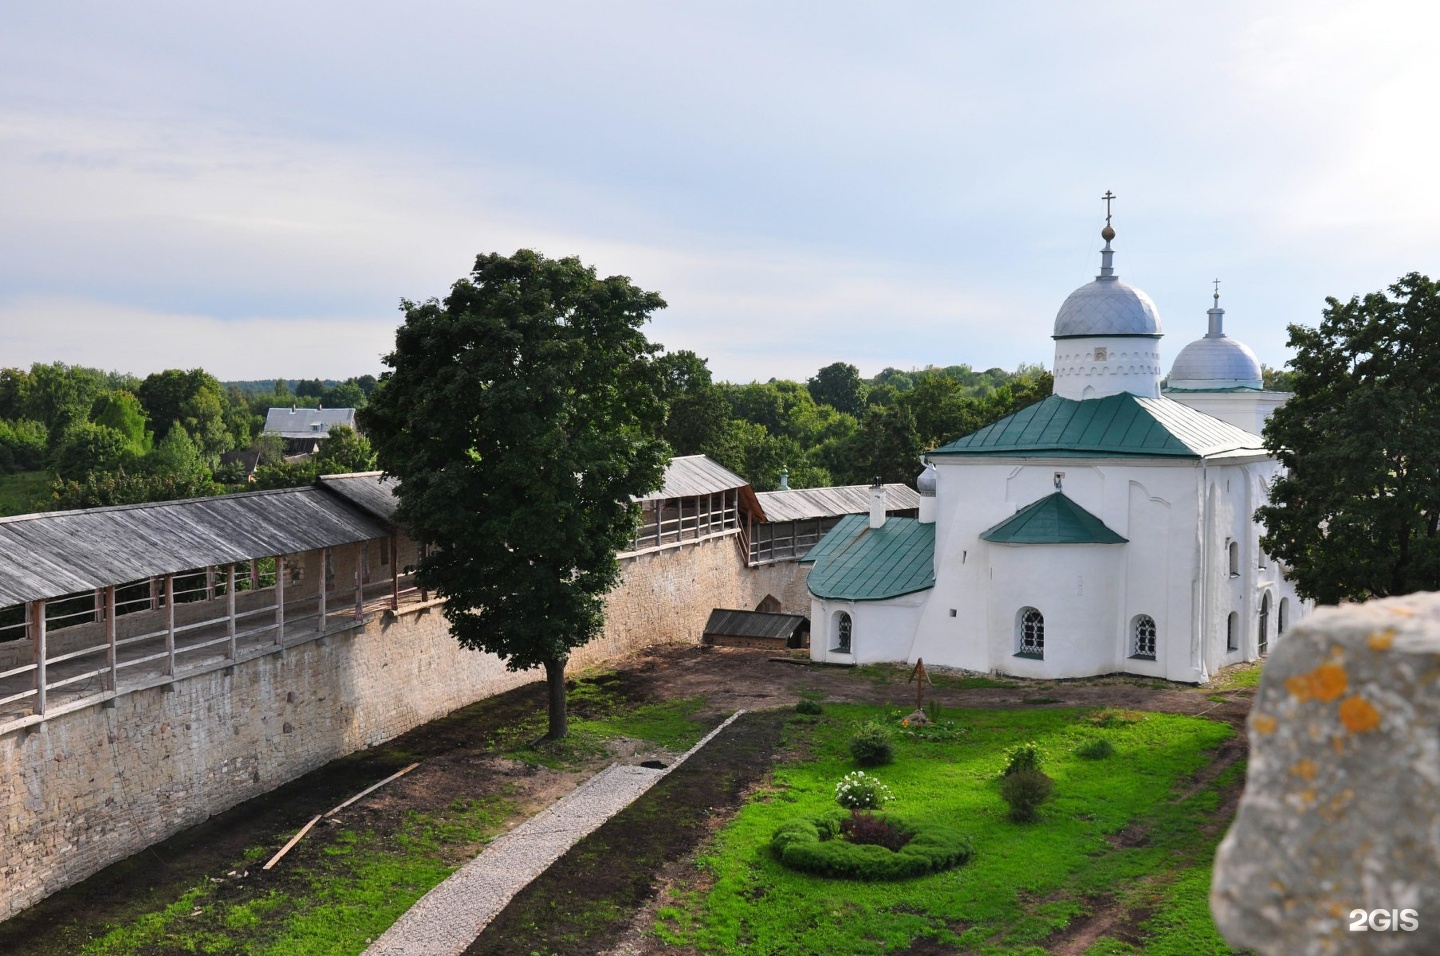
{"left": 1257, "top": 273, "right": 1440, "bottom": 604}
{"left": 362, "top": 250, "right": 669, "bottom": 740}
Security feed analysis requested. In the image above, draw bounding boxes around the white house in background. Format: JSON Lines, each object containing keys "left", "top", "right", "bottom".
{"left": 263, "top": 406, "right": 360, "bottom": 455}
{"left": 805, "top": 214, "right": 1309, "bottom": 683}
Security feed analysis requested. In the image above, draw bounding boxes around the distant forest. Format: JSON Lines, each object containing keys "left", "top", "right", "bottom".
{"left": 0, "top": 355, "right": 1293, "bottom": 516}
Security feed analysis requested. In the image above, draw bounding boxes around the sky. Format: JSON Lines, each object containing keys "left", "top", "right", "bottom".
{"left": 3, "top": 1, "right": 1438, "bottom": 385}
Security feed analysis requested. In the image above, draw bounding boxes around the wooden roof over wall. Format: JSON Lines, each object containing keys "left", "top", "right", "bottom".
{"left": 0, "top": 487, "right": 391, "bottom": 607}
{"left": 756, "top": 483, "right": 920, "bottom": 522}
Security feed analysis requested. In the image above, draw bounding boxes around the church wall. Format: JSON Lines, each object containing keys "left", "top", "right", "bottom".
{"left": 985, "top": 543, "right": 1124, "bottom": 678}
{"left": 809, "top": 594, "right": 924, "bottom": 666}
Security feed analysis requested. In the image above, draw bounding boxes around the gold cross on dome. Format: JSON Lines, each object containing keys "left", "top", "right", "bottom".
{"left": 1101, "top": 190, "right": 1116, "bottom": 226}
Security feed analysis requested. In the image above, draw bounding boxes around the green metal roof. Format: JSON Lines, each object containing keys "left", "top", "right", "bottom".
{"left": 981, "top": 492, "right": 1128, "bottom": 544}
{"left": 929, "top": 393, "right": 1266, "bottom": 459}
{"left": 803, "top": 514, "right": 936, "bottom": 601}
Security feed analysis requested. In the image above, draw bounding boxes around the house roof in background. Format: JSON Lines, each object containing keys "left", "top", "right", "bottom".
{"left": 263, "top": 406, "right": 358, "bottom": 439}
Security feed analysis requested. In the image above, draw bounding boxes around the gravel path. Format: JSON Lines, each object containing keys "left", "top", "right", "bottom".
{"left": 362, "top": 710, "right": 746, "bottom": 956}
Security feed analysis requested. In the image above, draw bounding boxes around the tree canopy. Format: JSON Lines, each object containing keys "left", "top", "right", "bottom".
{"left": 362, "top": 250, "right": 670, "bottom": 739}
{"left": 1257, "top": 273, "right": 1440, "bottom": 603}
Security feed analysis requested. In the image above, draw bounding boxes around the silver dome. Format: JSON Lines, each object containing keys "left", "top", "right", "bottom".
{"left": 1053, "top": 277, "right": 1162, "bottom": 339}
{"left": 1168, "top": 336, "right": 1262, "bottom": 388}
{"left": 1166, "top": 299, "right": 1263, "bottom": 389}
{"left": 916, "top": 462, "right": 937, "bottom": 497}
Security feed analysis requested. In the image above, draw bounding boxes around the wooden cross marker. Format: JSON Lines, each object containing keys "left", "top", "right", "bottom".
{"left": 908, "top": 658, "right": 932, "bottom": 712}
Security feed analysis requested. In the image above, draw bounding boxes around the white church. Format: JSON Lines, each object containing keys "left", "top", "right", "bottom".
{"left": 805, "top": 211, "right": 1306, "bottom": 683}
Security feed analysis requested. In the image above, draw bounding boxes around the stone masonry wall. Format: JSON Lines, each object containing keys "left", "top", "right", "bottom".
{"left": 0, "top": 532, "right": 803, "bottom": 920}
{"left": 1211, "top": 591, "right": 1440, "bottom": 955}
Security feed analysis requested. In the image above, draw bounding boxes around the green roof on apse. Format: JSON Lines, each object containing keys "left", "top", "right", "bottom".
{"left": 980, "top": 492, "right": 1127, "bottom": 544}
{"left": 802, "top": 513, "right": 936, "bottom": 601}
{"left": 929, "top": 393, "right": 1266, "bottom": 459}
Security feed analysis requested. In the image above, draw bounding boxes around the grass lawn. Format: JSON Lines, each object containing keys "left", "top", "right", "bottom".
{"left": 657, "top": 704, "right": 1240, "bottom": 955}
{"left": 0, "top": 469, "right": 51, "bottom": 516}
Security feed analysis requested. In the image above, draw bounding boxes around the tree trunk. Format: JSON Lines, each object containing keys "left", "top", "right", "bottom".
{"left": 543, "top": 656, "right": 568, "bottom": 740}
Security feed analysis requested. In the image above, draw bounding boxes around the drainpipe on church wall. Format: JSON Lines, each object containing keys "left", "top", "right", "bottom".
{"left": 869, "top": 479, "right": 887, "bottom": 529}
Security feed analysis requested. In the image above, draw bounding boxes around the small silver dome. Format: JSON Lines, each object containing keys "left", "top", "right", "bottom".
{"left": 916, "top": 462, "right": 937, "bottom": 497}
{"left": 1166, "top": 299, "right": 1263, "bottom": 389}
{"left": 1053, "top": 278, "right": 1162, "bottom": 338}
{"left": 1168, "top": 336, "right": 1262, "bottom": 389}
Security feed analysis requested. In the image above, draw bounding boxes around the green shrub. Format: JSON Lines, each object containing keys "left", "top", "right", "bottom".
{"left": 849, "top": 721, "right": 895, "bottom": 766}
{"left": 795, "top": 699, "right": 823, "bottom": 716}
{"left": 834, "top": 771, "right": 893, "bottom": 811}
{"left": 1076, "top": 738, "right": 1115, "bottom": 760}
{"left": 1001, "top": 741, "right": 1045, "bottom": 777}
{"left": 1000, "top": 768, "right": 1053, "bottom": 822}
{"left": 771, "top": 814, "right": 971, "bottom": 880}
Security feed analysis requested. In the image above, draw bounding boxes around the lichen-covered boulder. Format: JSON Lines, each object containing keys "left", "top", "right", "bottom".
{"left": 1212, "top": 593, "right": 1440, "bottom": 955}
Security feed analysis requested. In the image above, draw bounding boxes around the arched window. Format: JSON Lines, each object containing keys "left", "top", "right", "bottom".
{"left": 1131, "top": 615, "right": 1157, "bottom": 659}
{"left": 835, "top": 612, "right": 852, "bottom": 654}
{"left": 1226, "top": 611, "right": 1239, "bottom": 652}
{"left": 1278, "top": 598, "right": 1289, "bottom": 637}
{"left": 1228, "top": 541, "right": 1240, "bottom": 577}
{"left": 1017, "top": 607, "right": 1044, "bottom": 657}
{"left": 1258, "top": 593, "right": 1271, "bottom": 655}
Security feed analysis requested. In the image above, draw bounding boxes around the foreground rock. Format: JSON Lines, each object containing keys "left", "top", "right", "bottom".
{"left": 1212, "top": 592, "right": 1440, "bottom": 954}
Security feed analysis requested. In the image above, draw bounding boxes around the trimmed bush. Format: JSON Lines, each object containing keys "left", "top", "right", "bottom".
{"left": 1076, "top": 738, "right": 1115, "bottom": 760}
{"left": 1000, "top": 768, "right": 1053, "bottom": 822}
{"left": 1001, "top": 741, "right": 1044, "bottom": 777}
{"left": 795, "top": 699, "right": 823, "bottom": 716}
{"left": 849, "top": 721, "right": 895, "bottom": 766}
{"left": 771, "top": 814, "right": 971, "bottom": 880}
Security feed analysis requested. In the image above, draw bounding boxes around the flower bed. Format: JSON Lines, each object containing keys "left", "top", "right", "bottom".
{"left": 770, "top": 814, "right": 971, "bottom": 880}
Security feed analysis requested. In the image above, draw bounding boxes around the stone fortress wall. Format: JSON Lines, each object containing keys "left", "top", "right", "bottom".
{"left": 0, "top": 531, "right": 799, "bottom": 921}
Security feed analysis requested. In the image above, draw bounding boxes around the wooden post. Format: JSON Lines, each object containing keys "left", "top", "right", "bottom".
{"left": 105, "top": 586, "right": 117, "bottom": 691}
{"left": 274, "top": 555, "right": 286, "bottom": 645}
{"left": 226, "top": 564, "right": 237, "bottom": 661}
{"left": 149, "top": 577, "right": 160, "bottom": 611}
{"left": 164, "top": 575, "right": 176, "bottom": 677}
{"left": 31, "top": 600, "right": 46, "bottom": 717}
{"left": 93, "top": 588, "right": 103, "bottom": 623}
{"left": 354, "top": 543, "right": 365, "bottom": 621}
{"left": 655, "top": 503, "right": 662, "bottom": 547}
{"left": 390, "top": 536, "right": 400, "bottom": 610}
{"left": 317, "top": 548, "right": 329, "bottom": 632}
{"left": 250, "top": 560, "right": 260, "bottom": 590}
{"left": 206, "top": 566, "right": 215, "bottom": 600}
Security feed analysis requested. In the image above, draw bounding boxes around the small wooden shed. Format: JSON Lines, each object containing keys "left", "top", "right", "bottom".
{"left": 702, "top": 609, "right": 810, "bottom": 650}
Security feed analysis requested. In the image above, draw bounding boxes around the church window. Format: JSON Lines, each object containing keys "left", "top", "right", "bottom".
{"left": 1017, "top": 607, "right": 1044, "bottom": 658}
{"left": 1259, "top": 593, "right": 1271, "bottom": 655}
{"left": 1278, "top": 598, "right": 1289, "bottom": 636}
{"left": 1228, "top": 541, "right": 1240, "bottom": 577}
{"left": 1131, "top": 615, "right": 1157, "bottom": 659}
{"left": 1226, "top": 612, "right": 1239, "bottom": 652}
{"left": 835, "top": 612, "right": 852, "bottom": 654}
